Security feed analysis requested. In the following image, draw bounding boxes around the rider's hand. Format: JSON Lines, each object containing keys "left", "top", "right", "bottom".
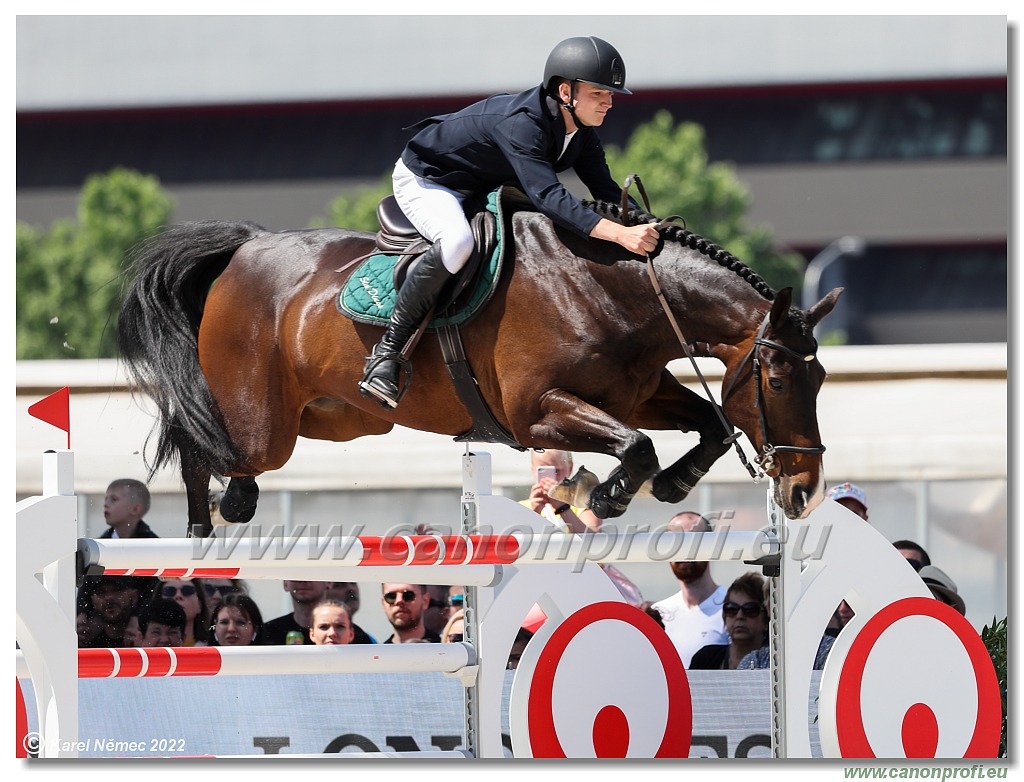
{"left": 590, "top": 218, "right": 660, "bottom": 256}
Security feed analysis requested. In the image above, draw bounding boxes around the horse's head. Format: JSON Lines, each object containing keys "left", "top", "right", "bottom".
{"left": 720, "top": 286, "right": 843, "bottom": 519}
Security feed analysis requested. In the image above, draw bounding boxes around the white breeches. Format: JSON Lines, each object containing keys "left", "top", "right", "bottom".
{"left": 392, "top": 158, "right": 476, "bottom": 274}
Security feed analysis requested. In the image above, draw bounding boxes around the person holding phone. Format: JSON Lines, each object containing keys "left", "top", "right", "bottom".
{"left": 524, "top": 450, "right": 600, "bottom": 533}
{"left": 521, "top": 450, "right": 643, "bottom": 607}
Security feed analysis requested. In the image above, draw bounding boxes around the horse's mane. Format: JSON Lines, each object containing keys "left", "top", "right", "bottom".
{"left": 583, "top": 199, "right": 777, "bottom": 303}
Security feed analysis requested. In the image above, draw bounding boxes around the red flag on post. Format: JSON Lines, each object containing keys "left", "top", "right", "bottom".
{"left": 28, "top": 386, "right": 71, "bottom": 449}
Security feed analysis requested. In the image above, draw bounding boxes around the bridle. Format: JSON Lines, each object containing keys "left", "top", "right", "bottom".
{"left": 718, "top": 312, "right": 827, "bottom": 477}
{"left": 619, "top": 174, "right": 826, "bottom": 482}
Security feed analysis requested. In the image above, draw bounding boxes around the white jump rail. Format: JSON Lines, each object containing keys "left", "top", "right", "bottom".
{"left": 78, "top": 531, "right": 779, "bottom": 577}
{"left": 17, "top": 643, "right": 476, "bottom": 679}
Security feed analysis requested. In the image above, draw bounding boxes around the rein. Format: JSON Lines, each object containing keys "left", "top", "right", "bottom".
{"left": 618, "top": 174, "right": 825, "bottom": 481}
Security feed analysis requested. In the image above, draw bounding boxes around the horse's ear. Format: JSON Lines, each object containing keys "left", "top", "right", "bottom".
{"left": 768, "top": 287, "right": 793, "bottom": 329}
{"left": 805, "top": 287, "right": 844, "bottom": 329}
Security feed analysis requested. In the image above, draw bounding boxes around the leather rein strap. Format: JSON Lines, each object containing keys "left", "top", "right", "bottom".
{"left": 619, "top": 173, "right": 824, "bottom": 481}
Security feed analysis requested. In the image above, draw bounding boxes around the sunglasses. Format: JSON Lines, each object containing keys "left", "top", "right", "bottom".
{"left": 449, "top": 595, "right": 465, "bottom": 607}
{"left": 383, "top": 590, "right": 419, "bottom": 605}
{"left": 203, "top": 584, "right": 238, "bottom": 597}
{"left": 447, "top": 633, "right": 464, "bottom": 643}
{"left": 723, "top": 601, "right": 763, "bottom": 618}
{"left": 161, "top": 584, "right": 197, "bottom": 598}
{"left": 428, "top": 599, "right": 450, "bottom": 610}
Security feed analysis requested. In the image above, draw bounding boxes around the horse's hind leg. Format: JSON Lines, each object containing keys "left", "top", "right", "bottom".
{"left": 182, "top": 456, "right": 215, "bottom": 538}
{"left": 219, "top": 476, "right": 260, "bottom": 524}
{"left": 588, "top": 433, "right": 659, "bottom": 519}
{"left": 196, "top": 279, "right": 310, "bottom": 529}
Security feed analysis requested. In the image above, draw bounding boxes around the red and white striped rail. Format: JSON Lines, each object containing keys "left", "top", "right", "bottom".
{"left": 78, "top": 529, "right": 779, "bottom": 581}
{"left": 16, "top": 643, "right": 475, "bottom": 680}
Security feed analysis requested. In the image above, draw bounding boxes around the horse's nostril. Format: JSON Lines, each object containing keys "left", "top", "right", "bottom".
{"left": 791, "top": 486, "right": 809, "bottom": 512}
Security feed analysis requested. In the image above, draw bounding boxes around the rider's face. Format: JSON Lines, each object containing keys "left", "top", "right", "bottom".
{"left": 561, "top": 82, "right": 614, "bottom": 128}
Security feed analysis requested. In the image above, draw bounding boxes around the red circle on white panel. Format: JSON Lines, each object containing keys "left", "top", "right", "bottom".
{"left": 525, "top": 601, "right": 691, "bottom": 758}
{"left": 835, "top": 597, "right": 1001, "bottom": 758}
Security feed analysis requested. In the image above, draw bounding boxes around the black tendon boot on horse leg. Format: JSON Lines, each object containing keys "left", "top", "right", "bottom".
{"left": 218, "top": 476, "right": 260, "bottom": 524}
{"left": 359, "top": 243, "right": 453, "bottom": 409}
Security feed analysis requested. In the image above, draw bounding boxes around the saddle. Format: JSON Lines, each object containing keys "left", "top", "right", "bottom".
{"left": 346, "top": 187, "right": 527, "bottom": 450}
{"left": 374, "top": 195, "right": 497, "bottom": 312}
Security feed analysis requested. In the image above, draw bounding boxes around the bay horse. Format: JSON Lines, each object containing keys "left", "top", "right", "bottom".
{"left": 117, "top": 199, "right": 842, "bottom": 538}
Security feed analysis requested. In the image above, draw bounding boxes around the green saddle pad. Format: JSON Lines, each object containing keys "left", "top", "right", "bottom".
{"left": 338, "top": 188, "right": 505, "bottom": 329}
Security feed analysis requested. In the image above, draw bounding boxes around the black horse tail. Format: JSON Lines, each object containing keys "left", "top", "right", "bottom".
{"left": 117, "top": 220, "right": 267, "bottom": 481}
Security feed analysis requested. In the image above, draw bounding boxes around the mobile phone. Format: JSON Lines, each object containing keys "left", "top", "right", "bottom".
{"left": 536, "top": 466, "right": 557, "bottom": 483}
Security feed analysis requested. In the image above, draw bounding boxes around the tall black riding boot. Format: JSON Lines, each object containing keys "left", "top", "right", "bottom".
{"left": 358, "top": 243, "right": 453, "bottom": 409}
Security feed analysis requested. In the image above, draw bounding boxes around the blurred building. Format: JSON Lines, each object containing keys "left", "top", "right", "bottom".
{"left": 16, "top": 15, "right": 1008, "bottom": 345}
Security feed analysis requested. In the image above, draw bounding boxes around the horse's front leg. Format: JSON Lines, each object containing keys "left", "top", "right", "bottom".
{"left": 627, "top": 370, "right": 732, "bottom": 505}
{"left": 526, "top": 390, "right": 659, "bottom": 519}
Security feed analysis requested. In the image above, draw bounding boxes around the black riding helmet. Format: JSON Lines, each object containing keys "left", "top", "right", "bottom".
{"left": 543, "top": 36, "right": 631, "bottom": 96}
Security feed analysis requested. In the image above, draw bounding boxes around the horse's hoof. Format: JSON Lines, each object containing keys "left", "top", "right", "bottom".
{"left": 588, "top": 485, "right": 631, "bottom": 520}
{"left": 219, "top": 478, "right": 260, "bottom": 524}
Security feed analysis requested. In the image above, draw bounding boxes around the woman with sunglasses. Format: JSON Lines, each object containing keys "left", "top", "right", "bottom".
{"left": 200, "top": 578, "right": 246, "bottom": 614}
{"left": 689, "top": 572, "right": 768, "bottom": 670}
{"left": 156, "top": 577, "right": 210, "bottom": 647}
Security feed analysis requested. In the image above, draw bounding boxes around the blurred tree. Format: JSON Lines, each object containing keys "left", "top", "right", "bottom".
{"left": 603, "top": 111, "right": 804, "bottom": 293}
{"left": 16, "top": 168, "right": 174, "bottom": 359}
{"left": 312, "top": 174, "right": 392, "bottom": 232}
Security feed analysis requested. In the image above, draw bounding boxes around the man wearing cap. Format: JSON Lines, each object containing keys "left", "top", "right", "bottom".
{"left": 919, "top": 565, "right": 967, "bottom": 616}
{"left": 825, "top": 481, "right": 869, "bottom": 521}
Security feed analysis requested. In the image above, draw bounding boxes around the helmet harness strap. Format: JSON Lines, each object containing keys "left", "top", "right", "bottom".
{"left": 560, "top": 80, "right": 593, "bottom": 129}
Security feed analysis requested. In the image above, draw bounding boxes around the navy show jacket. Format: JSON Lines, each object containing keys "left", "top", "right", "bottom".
{"left": 401, "top": 85, "right": 625, "bottom": 238}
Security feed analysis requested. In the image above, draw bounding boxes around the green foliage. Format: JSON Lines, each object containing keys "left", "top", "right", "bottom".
{"left": 981, "top": 616, "right": 1008, "bottom": 757}
{"left": 312, "top": 174, "right": 393, "bottom": 232}
{"left": 818, "top": 330, "right": 849, "bottom": 346}
{"left": 16, "top": 168, "right": 173, "bottom": 359}
{"left": 603, "top": 111, "right": 804, "bottom": 293}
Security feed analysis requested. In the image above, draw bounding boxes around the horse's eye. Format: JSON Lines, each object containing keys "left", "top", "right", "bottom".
{"left": 768, "top": 378, "right": 784, "bottom": 391}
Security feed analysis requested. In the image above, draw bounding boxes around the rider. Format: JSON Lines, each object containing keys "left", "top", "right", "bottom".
{"left": 358, "top": 36, "right": 662, "bottom": 409}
